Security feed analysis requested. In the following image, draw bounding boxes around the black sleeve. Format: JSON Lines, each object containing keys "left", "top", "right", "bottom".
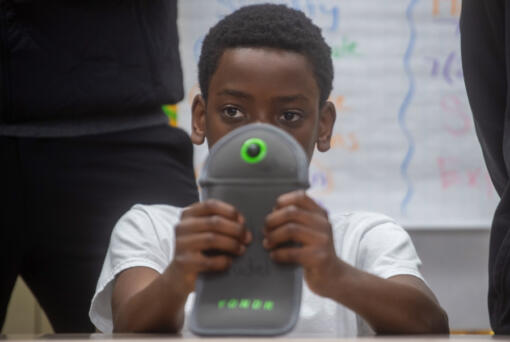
{"left": 461, "top": 0, "right": 510, "bottom": 334}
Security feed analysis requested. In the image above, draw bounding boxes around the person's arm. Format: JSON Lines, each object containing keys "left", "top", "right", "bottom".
{"left": 112, "top": 199, "right": 251, "bottom": 333}
{"left": 112, "top": 266, "right": 187, "bottom": 333}
{"left": 263, "top": 190, "right": 449, "bottom": 335}
{"left": 315, "top": 261, "right": 448, "bottom": 334}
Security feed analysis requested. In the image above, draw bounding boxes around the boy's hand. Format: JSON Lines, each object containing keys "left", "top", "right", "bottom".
{"left": 167, "top": 199, "right": 251, "bottom": 294}
{"left": 263, "top": 190, "right": 343, "bottom": 297}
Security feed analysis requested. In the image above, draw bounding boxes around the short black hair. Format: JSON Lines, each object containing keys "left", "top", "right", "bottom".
{"left": 198, "top": 4, "right": 334, "bottom": 106}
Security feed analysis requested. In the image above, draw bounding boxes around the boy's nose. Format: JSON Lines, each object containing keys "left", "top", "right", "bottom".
{"left": 252, "top": 113, "right": 272, "bottom": 124}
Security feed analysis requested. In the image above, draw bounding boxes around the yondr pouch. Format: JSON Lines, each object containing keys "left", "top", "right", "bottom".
{"left": 190, "top": 123, "right": 309, "bottom": 336}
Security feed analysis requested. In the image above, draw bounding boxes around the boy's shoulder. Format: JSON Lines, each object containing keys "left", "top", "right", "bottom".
{"left": 329, "top": 211, "right": 418, "bottom": 275}
{"left": 113, "top": 203, "right": 184, "bottom": 238}
{"left": 124, "top": 203, "right": 183, "bottom": 223}
{"left": 328, "top": 210, "right": 408, "bottom": 249}
{"left": 122, "top": 206, "right": 402, "bottom": 234}
{"left": 329, "top": 210, "right": 399, "bottom": 232}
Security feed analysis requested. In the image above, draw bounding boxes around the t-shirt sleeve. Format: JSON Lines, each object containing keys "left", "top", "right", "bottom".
{"left": 356, "top": 217, "right": 424, "bottom": 281}
{"left": 88, "top": 205, "right": 177, "bottom": 333}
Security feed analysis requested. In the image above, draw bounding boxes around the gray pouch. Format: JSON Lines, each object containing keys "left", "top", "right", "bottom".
{"left": 190, "top": 123, "right": 309, "bottom": 336}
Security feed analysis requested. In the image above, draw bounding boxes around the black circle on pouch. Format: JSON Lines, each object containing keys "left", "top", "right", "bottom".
{"left": 247, "top": 143, "right": 261, "bottom": 158}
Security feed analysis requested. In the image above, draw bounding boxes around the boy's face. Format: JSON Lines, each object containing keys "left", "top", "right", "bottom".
{"left": 191, "top": 47, "right": 336, "bottom": 160}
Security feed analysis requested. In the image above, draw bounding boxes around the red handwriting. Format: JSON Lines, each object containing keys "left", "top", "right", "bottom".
{"left": 441, "top": 94, "right": 471, "bottom": 136}
{"left": 437, "top": 157, "right": 495, "bottom": 198}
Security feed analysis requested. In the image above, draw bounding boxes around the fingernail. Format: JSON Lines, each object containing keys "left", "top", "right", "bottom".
{"left": 240, "top": 245, "right": 246, "bottom": 254}
{"left": 245, "top": 231, "right": 252, "bottom": 244}
{"left": 263, "top": 239, "right": 268, "bottom": 249}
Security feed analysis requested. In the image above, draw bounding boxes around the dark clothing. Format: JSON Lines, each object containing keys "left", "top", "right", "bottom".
{"left": 0, "top": 124, "right": 198, "bottom": 332}
{"left": 0, "top": 0, "right": 183, "bottom": 136}
{"left": 0, "top": 107, "right": 168, "bottom": 138}
{"left": 0, "top": 0, "right": 198, "bottom": 332}
{"left": 461, "top": 0, "right": 510, "bottom": 334}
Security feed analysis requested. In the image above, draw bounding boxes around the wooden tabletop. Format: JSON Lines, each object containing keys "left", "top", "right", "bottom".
{"left": 0, "top": 334, "right": 506, "bottom": 342}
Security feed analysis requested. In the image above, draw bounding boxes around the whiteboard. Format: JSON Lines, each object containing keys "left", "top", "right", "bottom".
{"left": 176, "top": 0, "right": 498, "bottom": 229}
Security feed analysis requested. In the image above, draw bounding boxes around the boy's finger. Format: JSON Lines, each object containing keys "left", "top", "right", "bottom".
{"left": 269, "top": 246, "right": 308, "bottom": 265}
{"left": 263, "top": 223, "right": 325, "bottom": 249}
{"left": 275, "top": 190, "right": 327, "bottom": 216}
{"left": 176, "top": 216, "right": 248, "bottom": 242}
{"left": 264, "top": 204, "right": 314, "bottom": 233}
{"left": 181, "top": 199, "right": 244, "bottom": 223}
{"left": 194, "top": 254, "right": 232, "bottom": 273}
{"left": 177, "top": 233, "right": 247, "bottom": 256}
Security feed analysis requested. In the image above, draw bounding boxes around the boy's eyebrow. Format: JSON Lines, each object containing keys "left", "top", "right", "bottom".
{"left": 217, "top": 89, "right": 253, "bottom": 99}
{"left": 217, "top": 89, "right": 310, "bottom": 103}
{"left": 273, "top": 94, "right": 310, "bottom": 103}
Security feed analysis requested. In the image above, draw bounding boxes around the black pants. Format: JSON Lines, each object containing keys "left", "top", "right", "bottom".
{"left": 0, "top": 124, "right": 198, "bottom": 332}
{"left": 461, "top": 0, "right": 510, "bottom": 334}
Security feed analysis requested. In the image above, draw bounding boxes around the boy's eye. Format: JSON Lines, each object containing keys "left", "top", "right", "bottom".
{"left": 222, "top": 106, "right": 244, "bottom": 119}
{"left": 279, "top": 111, "right": 303, "bottom": 123}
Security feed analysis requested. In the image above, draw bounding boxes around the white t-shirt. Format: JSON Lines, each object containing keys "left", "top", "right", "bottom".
{"left": 89, "top": 204, "right": 424, "bottom": 337}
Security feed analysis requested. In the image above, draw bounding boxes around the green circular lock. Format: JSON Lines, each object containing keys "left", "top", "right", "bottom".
{"left": 240, "top": 138, "right": 267, "bottom": 164}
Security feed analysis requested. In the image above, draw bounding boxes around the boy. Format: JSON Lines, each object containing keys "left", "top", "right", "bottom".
{"left": 89, "top": 4, "right": 449, "bottom": 336}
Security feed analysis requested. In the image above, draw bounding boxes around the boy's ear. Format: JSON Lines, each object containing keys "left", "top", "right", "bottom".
{"left": 316, "top": 101, "right": 336, "bottom": 152}
{"left": 191, "top": 94, "right": 207, "bottom": 145}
